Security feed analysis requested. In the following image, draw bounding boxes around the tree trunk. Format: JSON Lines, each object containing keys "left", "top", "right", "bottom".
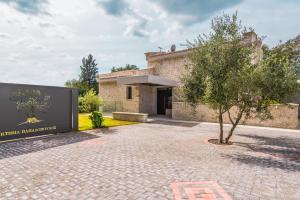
{"left": 225, "top": 123, "right": 237, "bottom": 144}
{"left": 218, "top": 107, "right": 224, "bottom": 144}
{"left": 225, "top": 110, "right": 244, "bottom": 144}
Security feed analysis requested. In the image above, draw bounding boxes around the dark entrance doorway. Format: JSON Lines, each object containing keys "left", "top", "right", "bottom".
{"left": 157, "top": 88, "right": 172, "bottom": 115}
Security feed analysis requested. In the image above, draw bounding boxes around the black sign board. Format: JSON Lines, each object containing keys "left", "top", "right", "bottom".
{"left": 0, "top": 83, "right": 78, "bottom": 141}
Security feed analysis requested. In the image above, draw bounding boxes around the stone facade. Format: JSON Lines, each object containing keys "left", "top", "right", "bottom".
{"left": 98, "top": 68, "right": 158, "bottom": 114}
{"left": 99, "top": 82, "right": 140, "bottom": 113}
{"left": 173, "top": 102, "right": 299, "bottom": 129}
{"left": 139, "top": 85, "right": 156, "bottom": 114}
{"left": 97, "top": 32, "right": 299, "bottom": 129}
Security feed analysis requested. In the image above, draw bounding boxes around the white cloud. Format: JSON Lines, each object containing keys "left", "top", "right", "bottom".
{"left": 0, "top": 0, "right": 49, "bottom": 15}
{"left": 28, "top": 43, "right": 45, "bottom": 50}
{"left": 0, "top": 32, "right": 9, "bottom": 38}
{"left": 98, "top": 34, "right": 112, "bottom": 40}
{"left": 97, "top": 53, "right": 114, "bottom": 62}
{"left": 15, "top": 37, "right": 34, "bottom": 45}
{"left": 0, "top": 0, "right": 299, "bottom": 86}
{"left": 124, "top": 15, "right": 150, "bottom": 38}
{"left": 39, "top": 21, "right": 54, "bottom": 28}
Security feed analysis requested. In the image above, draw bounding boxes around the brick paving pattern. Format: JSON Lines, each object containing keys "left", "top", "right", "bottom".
{"left": 0, "top": 120, "right": 300, "bottom": 199}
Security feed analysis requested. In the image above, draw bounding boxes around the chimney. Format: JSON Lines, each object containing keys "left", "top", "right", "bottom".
{"left": 171, "top": 44, "right": 176, "bottom": 52}
{"left": 243, "top": 32, "right": 258, "bottom": 44}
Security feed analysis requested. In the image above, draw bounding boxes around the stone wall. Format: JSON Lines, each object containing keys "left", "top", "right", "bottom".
{"left": 172, "top": 102, "right": 299, "bottom": 129}
{"left": 99, "top": 82, "right": 157, "bottom": 114}
{"left": 139, "top": 85, "right": 157, "bottom": 115}
{"left": 98, "top": 68, "right": 158, "bottom": 113}
{"left": 99, "top": 82, "right": 140, "bottom": 113}
{"left": 112, "top": 112, "right": 148, "bottom": 123}
{"left": 148, "top": 54, "right": 188, "bottom": 102}
{"left": 149, "top": 57, "right": 187, "bottom": 82}
{"left": 290, "top": 92, "right": 300, "bottom": 116}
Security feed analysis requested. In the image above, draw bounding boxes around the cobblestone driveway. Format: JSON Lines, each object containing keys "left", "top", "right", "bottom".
{"left": 0, "top": 120, "right": 300, "bottom": 200}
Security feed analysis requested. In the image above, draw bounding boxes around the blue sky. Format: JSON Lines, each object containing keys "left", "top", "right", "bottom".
{"left": 0, "top": 0, "right": 299, "bottom": 86}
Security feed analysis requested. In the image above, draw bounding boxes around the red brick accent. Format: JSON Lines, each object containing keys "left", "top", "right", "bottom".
{"left": 170, "top": 181, "right": 232, "bottom": 200}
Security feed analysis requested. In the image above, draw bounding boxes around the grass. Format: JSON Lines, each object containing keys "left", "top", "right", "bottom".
{"left": 79, "top": 113, "right": 139, "bottom": 131}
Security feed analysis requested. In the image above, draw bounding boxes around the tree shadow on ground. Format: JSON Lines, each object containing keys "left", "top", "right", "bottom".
{"left": 148, "top": 120, "right": 199, "bottom": 127}
{"left": 223, "top": 134, "right": 300, "bottom": 172}
{"left": 225, "top": 154, "right": 300, "bottom": 172}
{"left": 0, "top": 131, "right": 100, "bottom": 160}
{"left": 100, "top": 127, "right": 119, "bottom": 135}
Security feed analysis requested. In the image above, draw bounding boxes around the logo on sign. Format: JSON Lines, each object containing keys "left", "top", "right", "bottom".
{"left": 9, "top": 89, "right": 51, "bottom": 126}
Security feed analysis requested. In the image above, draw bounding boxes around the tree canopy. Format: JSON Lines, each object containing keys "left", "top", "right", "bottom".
{"left": 80, "top": 54, "right": 98, "bottom": 93}
{"left": 65, "top": 54, "right": 99, "bottom": 96}
{"left": 65, "top": 79, "right": 89, "bottom": 96}
{"left": 182, "top": 13, "right": 299, "bottom": 144}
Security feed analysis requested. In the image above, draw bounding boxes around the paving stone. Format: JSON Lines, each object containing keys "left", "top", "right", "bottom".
{"left": 0, "top": 121, "right": 299, "bottom": 199}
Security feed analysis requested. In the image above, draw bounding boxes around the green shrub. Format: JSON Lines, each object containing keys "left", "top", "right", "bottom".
{"left": 78, "top": 89, "right": 103, "bottom": 113}
{"left": 89, "top": 111, "right": 104, "bottom": 128}
{"left": 78, "top": 96, "right": 89, "bottom": 113}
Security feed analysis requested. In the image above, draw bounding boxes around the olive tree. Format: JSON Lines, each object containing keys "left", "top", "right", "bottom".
{"left": 10, "top": 89, "right": 51, "bottom": 123}
{"left": 182, "top": 13, "right": 299, "bottom": 144}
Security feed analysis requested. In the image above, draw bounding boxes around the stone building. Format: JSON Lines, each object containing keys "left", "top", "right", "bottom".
{"left": 97, "top": 32, "right": 298, "bottom": 129}
{"left": 288, "top": 35, "right": 300, "bottom": 52}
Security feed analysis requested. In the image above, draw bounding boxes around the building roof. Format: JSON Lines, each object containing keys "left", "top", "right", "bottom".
{"left": 145, "top": 32, "right": 262, "bottom": 62}
{"left": 145, "top": 49, "right": 191, "bottom": 62}
{"left": 117, "top": 75, "right": 178, "bottom": 87}
{"left": 97, "top": 68, "right": 155, "bottom": 82}
{"left": 97, "top": 31, "right": 262, "bottom": 80}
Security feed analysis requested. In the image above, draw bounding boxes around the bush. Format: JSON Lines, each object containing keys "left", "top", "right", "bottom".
{"left": 78, "top": 96, "right": 89, "bottom": 113}
{"left": 78, "top": 89, "right": 103, "bottom": 113}
{"left": 89, "top": 111, "right": 104, "bottom": 128}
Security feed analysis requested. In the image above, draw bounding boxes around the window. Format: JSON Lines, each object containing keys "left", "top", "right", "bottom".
{"left": 126, "top": 86, "right": 132, "bottom": 100}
